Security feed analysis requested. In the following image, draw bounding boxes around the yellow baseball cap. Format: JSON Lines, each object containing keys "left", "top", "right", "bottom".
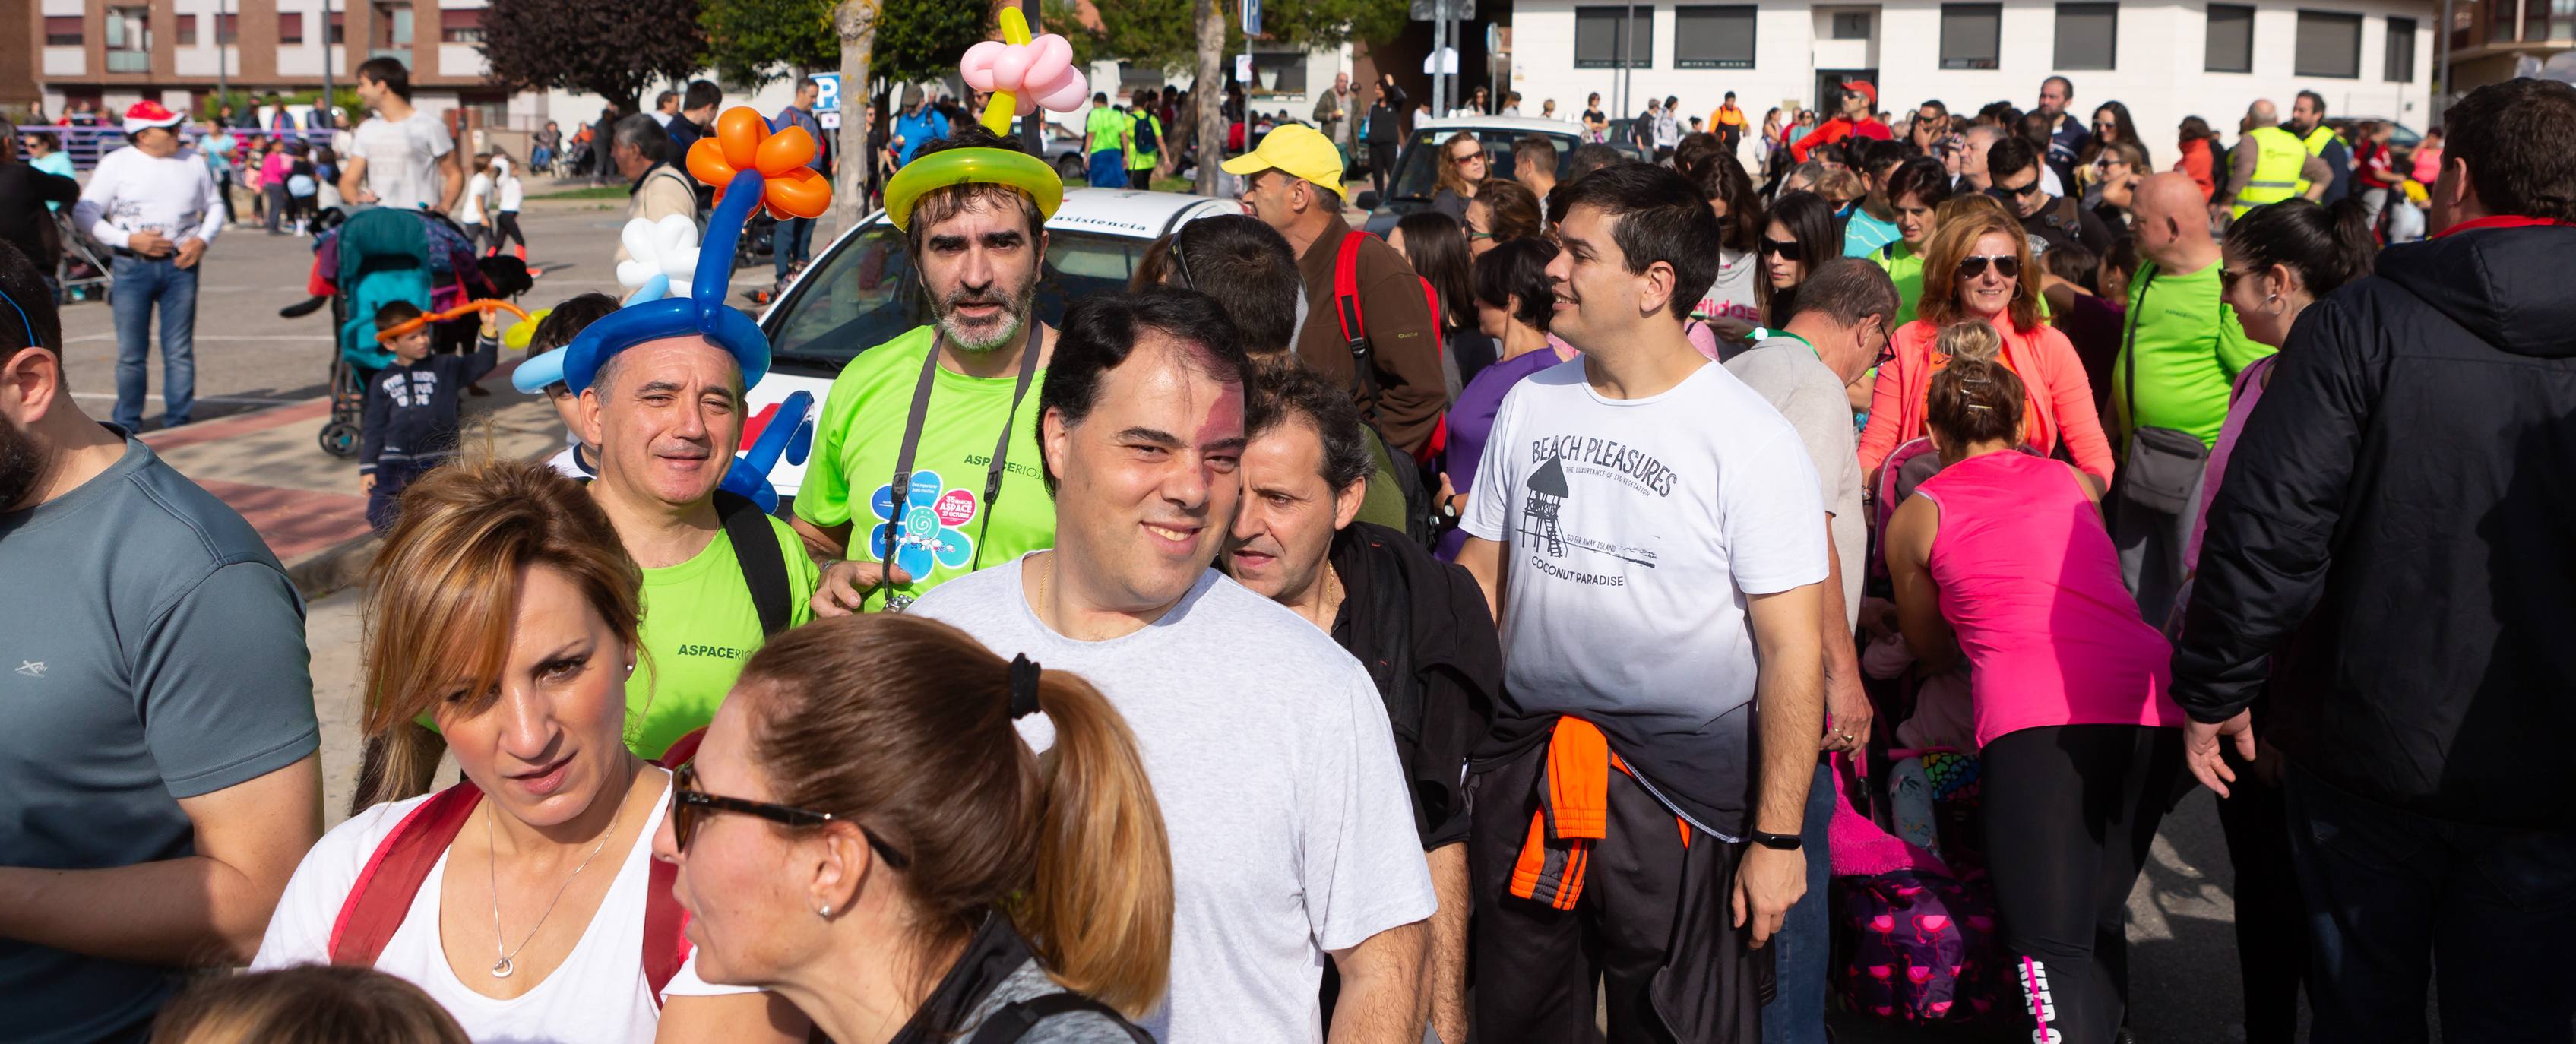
{"left": 1220, "top": 124, "right": 1345, "bottom": 195}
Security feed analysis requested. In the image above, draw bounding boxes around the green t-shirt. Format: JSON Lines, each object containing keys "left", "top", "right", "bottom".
{"left": 793, "top": 325, "right": 1056, "bottom": 612}
{"left": 628, "top": 515, "right": 819, "bottom": 758}
{"left": 1875, "top": 241, "right": 1926, "bottom": 327}
{"left": 1085, "top": 106, "right": 1129, "bottom": 155}
{"left": 1125, "top": 111, "right": 1161, "bottom": 170}
{"left": 2113, "top": 260, "right": 2274, "bottom": 447}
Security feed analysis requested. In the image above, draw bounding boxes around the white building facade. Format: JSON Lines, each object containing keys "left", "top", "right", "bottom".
{"left": 1505, "top": 0, "right": 2439, "bottom": 150}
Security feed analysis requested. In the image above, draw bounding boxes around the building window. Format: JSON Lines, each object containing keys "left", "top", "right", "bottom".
{"left": 106, "top": 7, "right": 152, "bottom": 72}
{"left": 1676, "top": 6, "right": 1757, "bottom": 69}
{"left": 377, "top": 3, "right": 416, "bottom": 49}
{"left": 280, "top": 12, "right": 305, "bottom": 43}
{"left": 2205, "top": 4, "right": 2253, "bottom": 72}
{"left": 45, "top": 15, "right": 84, "bottom": 46}
{"left": 440, "top": 8, "right": 483, "bottom": 43}
{"left": 1831, "top": 11, "right": 1872, "bottom": 39}
{"left": 177, "top": 14, "right": 198, "bottom": 46}
{"left": 2296, "top": 9, "right": 2362, "bottom": 78}
{"left": 2385, "top": 15, "right": 2417, "bottom": 80}
{"left": 2055, "top": 3, "right": 2117, "bottom": 69}
{"left": 1574, "top": 5, "right": 1654, "bottom": 69}
{"left": 1940, "top": 4, "right": 2002, "bottom": 70}
{"left": 1248, "top": 49, "right": 1306, "bottom": 96}
{"left": 329, "top": 12, "right": 346, "bottom": 44}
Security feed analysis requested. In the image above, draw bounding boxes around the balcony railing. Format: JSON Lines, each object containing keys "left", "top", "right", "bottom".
{"left": 106, "top": 50, "right": 153, "bottom": 73}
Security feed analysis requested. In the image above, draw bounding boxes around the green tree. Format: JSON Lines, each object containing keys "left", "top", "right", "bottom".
{"left": 700, "top": 0, "right": 987, "bottom": 88}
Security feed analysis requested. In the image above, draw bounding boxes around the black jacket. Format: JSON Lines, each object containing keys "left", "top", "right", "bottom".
{"left": 1366, "top": 86, "right": 1408, "bottom": 144}
{"left": 1328, "top": 521, "right": 1502, "bottom": 849}
{"left": 360, "top": 334, "right": 499, "bottom": 475}
{"left": 2175, "top": 221, "right": 2576, "bottom": 827}
{"left": 0, "top": 163, "right": 81, "bottom": 267}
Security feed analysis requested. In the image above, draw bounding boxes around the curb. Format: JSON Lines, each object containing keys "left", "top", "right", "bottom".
{"left": 286, "top": 533, "right": 381, "bottom": 601}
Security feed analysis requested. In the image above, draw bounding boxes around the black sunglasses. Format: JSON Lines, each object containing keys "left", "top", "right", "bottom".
{"left": 1957, "top": 254, "right": 2022, "bottom": 280}
{"left": 2218, "top": 267, "right": 2252, "bottom": 293}
{"left": 1759, "top": 237, "right": 1804, "bottom": 261}
{"left": 669, "top": 764, "right": 910, "bottom": 869}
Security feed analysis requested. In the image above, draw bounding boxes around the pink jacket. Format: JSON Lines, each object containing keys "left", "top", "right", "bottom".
{"left": 1857, "top": 318, "right": 2116, "bottom": 487}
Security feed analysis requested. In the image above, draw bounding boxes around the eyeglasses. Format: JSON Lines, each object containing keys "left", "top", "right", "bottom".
{"left": 1759, "top": 237, "right": 1804, "bottom": 261}
{"left": 2218, "top": 267, "right": 2252, "bottom": 293}
{"left": 1991, "top": 179, "right": 2047, "bottom": 200}
{"left": 668, "top": 764, "right": 910, "bottom": 869}
{"left": 1451, "top": 150, "right": 1486, "bottom": 166}
{"left": 1867, "top": 318, "right": 1896, "bottom": 368}
{"left": 1957, "top": 255, "right": 2022, "bottom": 280}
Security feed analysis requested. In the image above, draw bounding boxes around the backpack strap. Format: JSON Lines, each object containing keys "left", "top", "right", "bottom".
{"left": 328, "top": 782, "right": 485, "bottom": 968}
{"left": 714, "top": 489, "right": 791, "bottom": 638}
{"left": 1330, "top": 229, "right": 1385, "bottom": 421}
{"left": 964, "top": 993, "right": 1154, "bottom": 1044}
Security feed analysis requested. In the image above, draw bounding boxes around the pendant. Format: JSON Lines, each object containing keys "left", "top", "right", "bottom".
{"left": 492, "top": 957, "right": 514, "bottom": 979}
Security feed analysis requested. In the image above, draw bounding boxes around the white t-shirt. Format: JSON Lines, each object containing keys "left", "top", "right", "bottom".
{"left": 460, "top": 172, "right": 492, "bottom": 224}
{"left": 1691, "top": 246, "right": 1762, "bottom": 324}
{"left": 908, "top": 562, "right": 1438, "bottom": 1044}
{"left": 1460, "top": 358, "right": 1826, "bottom": 836}
{"left": 497, "top": 172, "right": 525, "bottom": 212}
{"left": 350, "top": 112, "right": 456, "bottom": 212}
{"left": 251, "top": 771, "right": 748, "bottom": 1043}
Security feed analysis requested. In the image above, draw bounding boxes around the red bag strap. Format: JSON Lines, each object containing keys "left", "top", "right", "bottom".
{"left": 329, "top": 781, "right": 484, "bottom": 967}
{"left": 1331, "top": 229, "right": 1386, "bottom": 421}
{"left": 643, "top": 857, "right": 689, "bottom": 1002}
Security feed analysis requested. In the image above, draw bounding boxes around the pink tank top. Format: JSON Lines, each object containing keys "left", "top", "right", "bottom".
{"left": 1916, "top": 451, "right": 2183, "bottom": 747}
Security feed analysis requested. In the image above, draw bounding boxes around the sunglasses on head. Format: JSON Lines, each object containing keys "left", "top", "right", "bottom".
{"left": 668, "top": 763, "right": 910, "bottom": 868}
{"left": 1760, "top": 237, "right": 1804, "bottom": 261}
{"left": 1957, "top": 255, "right": 2021, "bottom": 280}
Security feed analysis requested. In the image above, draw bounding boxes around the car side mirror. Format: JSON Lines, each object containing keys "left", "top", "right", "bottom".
{"left": 1354, "top": 190, "right": 1382, "bottom": 210}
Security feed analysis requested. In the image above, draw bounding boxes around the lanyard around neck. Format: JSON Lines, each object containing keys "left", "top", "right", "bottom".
{"left": 876, "top": 320, "right": 1043, "bottom": 609}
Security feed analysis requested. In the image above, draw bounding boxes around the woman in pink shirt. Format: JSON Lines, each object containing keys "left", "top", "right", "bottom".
{"left": 1883, "top": 327, "right": 2183, "bottom": 1044}
{"left": 1857, "top": 206, "right": 2116, "bottom": 492}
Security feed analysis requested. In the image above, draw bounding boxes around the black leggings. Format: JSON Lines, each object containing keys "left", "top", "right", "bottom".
{"left": 1980, "top": 724, "right": 2184, "bottom": 1044}
{"left": 488, "top": 210, "right": 526, "bottom": 255}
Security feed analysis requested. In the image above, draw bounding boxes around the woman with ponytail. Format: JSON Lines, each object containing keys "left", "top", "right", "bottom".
{"left": 1881, "top": 332, "right": 2184, "bottom": 1044}
{"left": 2179, "top": 195, "right": 2375, "bottom": 1044}
{"left": 651, "top": 612, "right": 1170, "bottom": 1043}
{"left": 252, "top": 456, "right": 800, "bottom": 1044}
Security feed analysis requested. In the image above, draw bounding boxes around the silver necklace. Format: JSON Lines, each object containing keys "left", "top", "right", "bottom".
{"left": 484, "top": 772, "right": 636, "bottom": 979}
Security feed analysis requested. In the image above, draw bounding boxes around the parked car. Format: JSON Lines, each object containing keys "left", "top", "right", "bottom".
{"left": 739, "top": 187, "right": 1242, "bottom": 498}
{"left": 1356, "top": 115, "right": 1646, "bottom": 235}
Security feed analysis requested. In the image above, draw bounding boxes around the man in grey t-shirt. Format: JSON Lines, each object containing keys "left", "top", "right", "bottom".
{"left": 1723, "top": 258, "right": 1894, "bottom": 1042}
{"left": 910, "top": 289, "right": 1435, "bottom": 1044}
{"left": 0, "top": 244, "right": 321, "bottom": 1042}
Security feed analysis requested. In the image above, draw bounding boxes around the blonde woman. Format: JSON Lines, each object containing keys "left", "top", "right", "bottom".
{"left": 1431, "top": 131, "right": 1487, "bottom": 222}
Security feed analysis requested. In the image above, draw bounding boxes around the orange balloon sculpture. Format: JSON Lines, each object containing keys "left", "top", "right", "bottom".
{"left": 684, "top": 106, "right": 833, "bottom": 220}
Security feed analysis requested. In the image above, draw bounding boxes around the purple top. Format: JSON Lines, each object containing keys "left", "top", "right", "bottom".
{"left": 1436, "top": 344, "right": 1569, "bottom": 560}
{"left": 2185, "top": 354, "right": 2278, "bottom": 572}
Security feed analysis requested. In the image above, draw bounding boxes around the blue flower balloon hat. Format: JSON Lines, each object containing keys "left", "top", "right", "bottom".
{"left": 559, "top": 106, "right": 831, "bottom": 505}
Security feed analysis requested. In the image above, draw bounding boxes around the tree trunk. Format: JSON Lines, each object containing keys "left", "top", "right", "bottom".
{"left": 834, "top": 0, "right": 883, "bottom": 237}
{"left": 1191, "top": 0, "right": 1226, "bottom": 197}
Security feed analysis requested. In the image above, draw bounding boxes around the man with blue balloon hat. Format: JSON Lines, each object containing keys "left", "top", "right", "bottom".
{"left": 793, "top": 6, "right": 1085, "bottom": 615}
{"left": 555, "top": 108, "right": 829, "bottom": 760}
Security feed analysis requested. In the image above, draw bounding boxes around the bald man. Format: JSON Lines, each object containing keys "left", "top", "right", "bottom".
{"left": 2214, "top": 99, "right": 2330, "bottom": 220}
{"left": 2112, "top": 172, "right": 2274, "bottom": 623}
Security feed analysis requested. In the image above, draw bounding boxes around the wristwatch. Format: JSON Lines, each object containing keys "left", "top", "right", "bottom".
{"left": 1749, "top": 830, "right": 1803, "bottom": 852}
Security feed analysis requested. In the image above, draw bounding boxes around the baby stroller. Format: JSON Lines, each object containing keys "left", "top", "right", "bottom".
{"left": 280, "top": 207, "right": 497, "bottom": 457}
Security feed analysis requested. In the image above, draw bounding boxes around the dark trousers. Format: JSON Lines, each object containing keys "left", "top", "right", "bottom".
{"left": 366, "top": 459, "right": 435, "bottom": 534}
{"left": 108, "top": 255, "right": 198, "bottom": 431}
{"left": 1469, "top": 741, "right": 1770, "bottom": 1043}
{"left": 1128, "top": 167, "right": 1153, "bottom": 190}
{"left": 1370, "top": 141, "right": 1400, "bottom": 193}
{"left": 1759, "top": 761, "right": 1833, "bottom": 1044}
{"left": 2284, "top": 769, "right": 2576, "bottom": 1043}
{"left": 771, "top": 215, "right": 816, "bottom": 279}
{"left": 488, "top": 210, "right": 527, "bottom": 255}
{"left": 2214, "top": 748, "right": 2306, "bottom": 1043}
{"left": 263, "top": 182, "right": 288, "bottom": 232}
{"left": 1979, "top": 725, "right": 2183, "bottom": 1044}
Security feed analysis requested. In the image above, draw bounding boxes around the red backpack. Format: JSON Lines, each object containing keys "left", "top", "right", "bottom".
{"left": 1328, "top": 229, "right": 1448, "bottom": 463}
{"left": 327, "top": 730, "right": 708, "bottom": 1003}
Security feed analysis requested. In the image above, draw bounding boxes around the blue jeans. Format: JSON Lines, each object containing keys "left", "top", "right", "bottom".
{"left": 109, "top": 255, "right": 198, "bottom": 430}
{"left": 771, "top": 215, "right": 817, "bottom": 280}
{"left": 2285, "top": 769, "right": 2576, "bottom": 1043}
{"left": 1760, "top": 760, "right": 1834, "bottom": 1044}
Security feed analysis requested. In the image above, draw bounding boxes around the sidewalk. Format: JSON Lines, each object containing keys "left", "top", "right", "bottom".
{"left": 146, "top": 356, "right": 565, "bottom": 598}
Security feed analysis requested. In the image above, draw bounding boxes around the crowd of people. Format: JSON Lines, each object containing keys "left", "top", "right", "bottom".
{"left": 5, "top": 52, "right": 2575, "bottom": 1044}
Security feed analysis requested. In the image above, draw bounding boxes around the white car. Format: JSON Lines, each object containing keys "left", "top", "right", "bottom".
{"left": 739, "top": 187, "right": 1242, "bottom": 501}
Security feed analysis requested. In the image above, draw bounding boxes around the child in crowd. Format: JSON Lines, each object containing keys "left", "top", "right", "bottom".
{"left": 359, "top": 302, "right": 498, "bottom": 533}
{"left": 485, "top": 155, "right": 527, "bottom": 261}
{"left": 507, "top": 292, "right": 622, "bottom": 479}
{"left": 457, "top": 152, "right": 492, "bottom": 254}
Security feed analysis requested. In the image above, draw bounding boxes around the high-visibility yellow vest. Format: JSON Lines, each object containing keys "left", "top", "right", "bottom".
{"left": 2233, "top": 125, "right": 2309, "bottom": 217}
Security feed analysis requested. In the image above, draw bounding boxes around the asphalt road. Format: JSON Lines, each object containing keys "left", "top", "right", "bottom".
{"left": 111, "top": 185, "right": 2293, "bottom": 1044}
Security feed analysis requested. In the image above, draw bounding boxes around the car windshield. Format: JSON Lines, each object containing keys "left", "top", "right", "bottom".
{"left": 1390, "top": 128, "right": 1610, "bottom": 202}
{"left": 767, "top": 224, "right": 1150, "bottom": 370}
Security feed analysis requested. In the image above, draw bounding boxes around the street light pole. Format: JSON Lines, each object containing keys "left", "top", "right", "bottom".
{"left": 2438, "top": 0, "right": 2454, "bottom": 111}
{"left": 321, "top": 0, "right": 336, "bottom": 131}
{"left": 217, "top": 0, "right": 229, "bottom": 106}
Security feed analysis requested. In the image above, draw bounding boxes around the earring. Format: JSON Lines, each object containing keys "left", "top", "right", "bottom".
{"left": 2265, "top": 292, "right": 2284, "bottom": 317}
{"left": 816, "top": 904, "right": 831, "bottom": 919}
{"left": 625, "top": 660, "right": 636, "bottom": 675}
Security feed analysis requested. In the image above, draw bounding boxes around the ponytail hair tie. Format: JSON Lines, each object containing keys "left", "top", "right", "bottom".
{"left": 1008, "top": 653, "right": 1043, "bottom": 719}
